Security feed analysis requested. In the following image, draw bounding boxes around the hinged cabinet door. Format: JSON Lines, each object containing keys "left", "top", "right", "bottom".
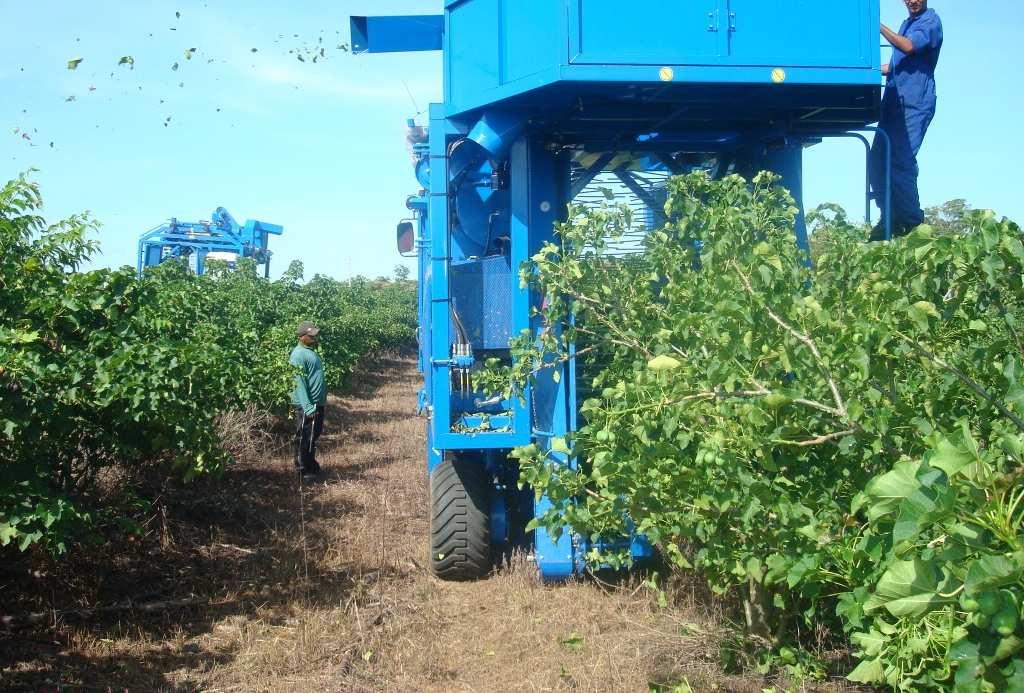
{"left": 569, "top": 0, "right": 724, "bottom": 65}
{"left": 724, "top": 0, "right": 872, "bottom": 68}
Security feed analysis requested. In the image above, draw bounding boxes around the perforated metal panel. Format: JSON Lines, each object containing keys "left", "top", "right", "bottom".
{"left": 449, "top": 255, "right": 513, "bottom": 350}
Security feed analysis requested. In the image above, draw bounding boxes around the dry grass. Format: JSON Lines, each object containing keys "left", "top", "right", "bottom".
{"left": 1, "top": 357, "right": 858, "bottom": 692}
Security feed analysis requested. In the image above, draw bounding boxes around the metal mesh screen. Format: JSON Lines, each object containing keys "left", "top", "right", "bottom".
{"left": 570, "top": 167, "right": 672, "bottom": 256}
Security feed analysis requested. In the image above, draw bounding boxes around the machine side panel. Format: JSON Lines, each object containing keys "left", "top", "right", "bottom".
{"left": 428, "top": 106, "right": 455, "bottom": 462}
{"left": 569, "top": 0, "right": 723, "bottom": 65}
{"left": 449, "top": 257, "right": 513, "bottom": 350}
{"left": 446, "top": 0, "right": 500, "bottom": 111}
{"left": 501, "top": 0, "right": 562, "bottom": 84}
{"left": 724, "top": 0, "right": 874, "bottom": 68}
{"left": 568, "top": 0, "right": 876, "bottom": 69}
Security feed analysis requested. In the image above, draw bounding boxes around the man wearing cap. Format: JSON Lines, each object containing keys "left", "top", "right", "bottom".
{"left": 291, "top": 321, "right": 327, "bottom": 481}
{"left": 869, "top": 0, "right": 943, "bottom": 241}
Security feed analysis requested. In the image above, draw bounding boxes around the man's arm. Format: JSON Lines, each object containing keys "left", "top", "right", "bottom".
{"left": 881, "top": 24, "right": 914, "bottom": 54}
{"left": 881, "top": 62, "right": 891, "bottom": 76}
{"left": 291, "top": 354, "right": 316, "bottom": 414}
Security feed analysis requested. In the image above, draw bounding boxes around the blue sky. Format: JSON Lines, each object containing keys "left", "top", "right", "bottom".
{"left": 2, "top": 1, "right": 1021, "bottom": 280}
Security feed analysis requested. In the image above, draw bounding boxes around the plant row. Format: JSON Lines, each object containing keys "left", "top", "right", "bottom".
{"left": 506, "top": 172, "right": 1024, "bottom": 690}
{"left": 0, "top": 174, "right": 416, "bottom": 554}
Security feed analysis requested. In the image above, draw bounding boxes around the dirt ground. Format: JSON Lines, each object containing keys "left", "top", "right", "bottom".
{"left": 1, "top": 357, "right": 858, "bottom": 692}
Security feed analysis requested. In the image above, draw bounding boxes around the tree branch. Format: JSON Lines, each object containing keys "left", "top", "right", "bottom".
{"left": 895, "top": 330, "right": 1024, "bottom": 434}
{"left": 730, "top": 260, "right": 848, "bottom": 419}
{"left": 772, "top": 430, "right": 856, "bottom": 447}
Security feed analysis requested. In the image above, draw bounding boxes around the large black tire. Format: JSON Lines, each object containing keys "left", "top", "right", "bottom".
{"left": 429, "top": 457, "right": 491, "bottom": 580}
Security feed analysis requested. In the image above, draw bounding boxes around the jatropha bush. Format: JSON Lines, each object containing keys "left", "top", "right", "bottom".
{"left": 504, "top": 171, "right": 1024, "bottom": 689}
{"left": 0, "top": 174, "right": 415, "bottom": 554}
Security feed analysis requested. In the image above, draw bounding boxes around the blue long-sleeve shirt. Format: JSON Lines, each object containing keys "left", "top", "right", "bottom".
{"left": 290, "top": 344, "right": 326, "bottom": 414}
{"left": 886, "top": 9, "right": 943, "bottom": 110}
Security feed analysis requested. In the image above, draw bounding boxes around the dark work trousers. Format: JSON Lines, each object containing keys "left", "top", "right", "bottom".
{"left": 294, "top": 405, "right": 325, "bottom": 471}
{"left": 869, "top": 91, "right": 936, "bottom": 233}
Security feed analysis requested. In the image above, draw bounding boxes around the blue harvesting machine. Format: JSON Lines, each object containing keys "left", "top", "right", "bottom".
{"left": 137, "top": 208, "right": 283, "bottom": 277}
{"left": 353, "top": 0, "right": 887, "bottom": 581}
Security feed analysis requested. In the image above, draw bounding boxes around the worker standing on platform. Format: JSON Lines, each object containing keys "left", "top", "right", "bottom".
{"left": 869, "top": 0, "right": 943, "bottom": 241}
{"left": 291, "top": 321, "right": 327, "bottom": 482}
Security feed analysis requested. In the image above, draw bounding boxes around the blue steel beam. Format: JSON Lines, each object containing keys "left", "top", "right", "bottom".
{"left": 570, "top": 152, "right": 616, "bottom": 199}
{"left": 350, "top": 16, "right": 443, "bottom": 54}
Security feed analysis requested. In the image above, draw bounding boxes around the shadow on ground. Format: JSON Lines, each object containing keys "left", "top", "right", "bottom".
{"left": 0, "top": 357, "right": 417, "bottom": 692}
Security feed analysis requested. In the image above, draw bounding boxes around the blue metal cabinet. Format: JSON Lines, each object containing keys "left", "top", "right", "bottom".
{"left": 725, "top": 0, "right": 876, "bottom": 68}
{"left": 446, "top": 0, "right": 502, "bottom": 108}
{"left": 444, "top": 0, "right": 881, "bottom": 114}
{"left": 569, "top": 0, "right": 878, "bottom": 68}
{"left": 568, "top": 0, "right": 722, "bottom": 64}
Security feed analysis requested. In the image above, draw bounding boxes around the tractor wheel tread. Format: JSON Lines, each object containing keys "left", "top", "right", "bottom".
{"left": 429, "top": 458, "right": 490, "bottom": 581}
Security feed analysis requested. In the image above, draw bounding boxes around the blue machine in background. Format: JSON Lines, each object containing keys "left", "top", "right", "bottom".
{"left": 355, "top": 0, "right": 886, "bottom": 581}
{"left": 137, "top": 208, "right": 283, "bottom": 277}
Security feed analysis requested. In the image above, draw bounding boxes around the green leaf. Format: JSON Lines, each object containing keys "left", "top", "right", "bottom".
{"left": 560, "top": 631, "right": 585, "bottom": 650}
{"left": 0, "top": 522, "right": 18, "bottom": 546}
{"left": 964, "top": 553, "right": 1024, "bottom": 596}
{"left": 864, "top": 559, "right": 949, "bottom": 618}
{"left": 1007, "top": 383, "right": 1024, "bottom": 410}
{"left": 647, "top": 355, "right": 681, "bottom": 372}
{"left": 929, "top": 434, "right": 976, "bottom": 478}
{"left": 550, "top": 437, "right": 570, "bottom": 455}
{"left": 861, "top": 460, "right": 922, "bottom": 522}
{"left": 846, "top": 656, "right": 886, "bottom": 684}
{"left": 67, "top": 57, "right": 84, "bottom": 70}
{"left": 12, "top": 330, "right": 40, "bottom": 344}
{"left": 851, "top": 629, "right": 886, "bottom": 658}
{"left": 18, "top": 530, "right": 41, "bottom": 552}
{"left": 891, "top": 477, "right": 956, "bottom": 544}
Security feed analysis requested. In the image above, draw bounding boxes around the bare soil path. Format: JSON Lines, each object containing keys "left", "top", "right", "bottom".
{"left": 2, "top": 357, "right": 810, "bottom": 692}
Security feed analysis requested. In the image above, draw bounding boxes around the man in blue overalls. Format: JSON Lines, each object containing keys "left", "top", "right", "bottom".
{"left": 869, "top": 0, "right": 943, "bottom": 241}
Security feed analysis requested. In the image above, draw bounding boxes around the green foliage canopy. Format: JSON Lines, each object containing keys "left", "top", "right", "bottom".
{"left": 505, "top": 171, "right": 1024, "bottom": 688}
{"left": 0, "top": 174, "right": 415, "bottom": 554}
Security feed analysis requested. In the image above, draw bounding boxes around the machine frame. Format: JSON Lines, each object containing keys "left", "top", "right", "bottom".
{"left": 137, "top": 207, "right": 283, "bottom": 277}
{"left": 354, "top": 0, "right": 890, "bottom": 580}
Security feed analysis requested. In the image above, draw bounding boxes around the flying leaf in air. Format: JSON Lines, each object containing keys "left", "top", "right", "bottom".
{"left": 172, "top": 62, "right": 179, "bottom": 71}
{"left": 175, "top": 10, "right": 181, "bottom": 19}
{"left": 67, "top": 57, "right": 84, "bottom": 70}
{"left": 118, "top": 56, "right": 135, "bottom": 69}
{"left": 184, "top": 48, "right": 196, "bottom": 60}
